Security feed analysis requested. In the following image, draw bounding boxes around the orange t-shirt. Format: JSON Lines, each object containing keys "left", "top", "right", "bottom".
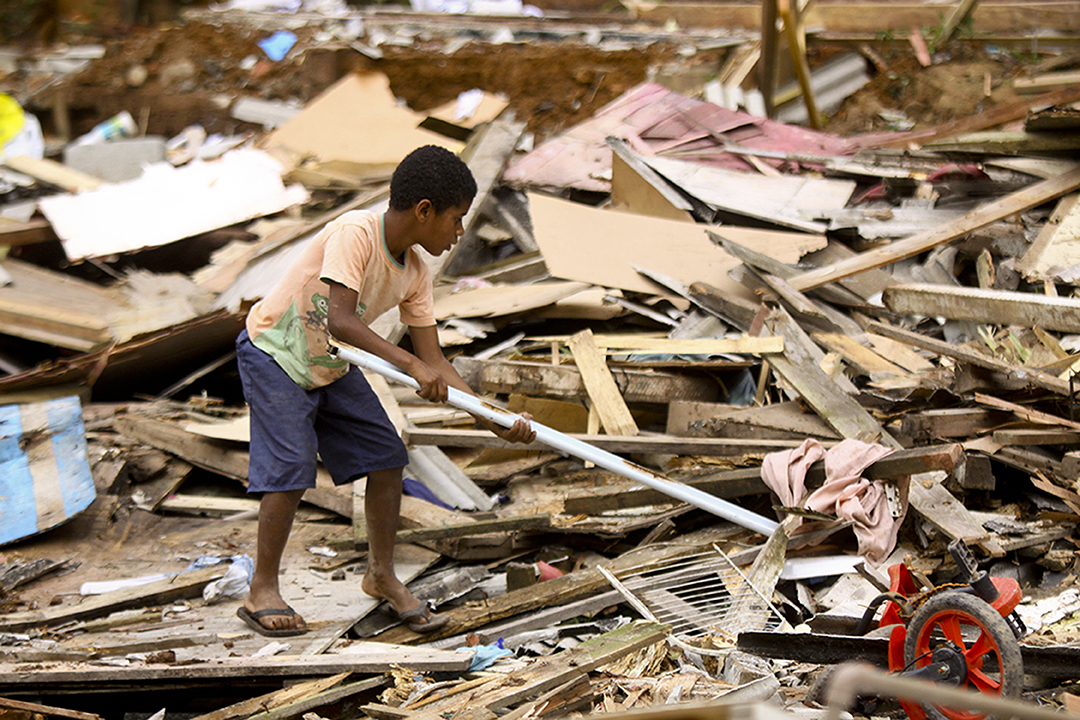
{"left": 246, "top": 210, "right": 434, "bottom": 390}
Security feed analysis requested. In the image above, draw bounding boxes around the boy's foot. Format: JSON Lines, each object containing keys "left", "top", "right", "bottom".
{"left": 239, "top": 591, "right": 307, "bottom": 636}
{"left": 391, "top": 603, "right": 449, "bottom": 634}
{"left": 237, "top": 605, "right": 308, "bottom": 637}
{"left": 361, "top": 573, "right": 446, "bottom": 632}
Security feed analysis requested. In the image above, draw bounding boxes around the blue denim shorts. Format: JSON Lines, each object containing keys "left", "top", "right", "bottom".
{"left": 236, "top": 329, "right": 408, "bottom": 493}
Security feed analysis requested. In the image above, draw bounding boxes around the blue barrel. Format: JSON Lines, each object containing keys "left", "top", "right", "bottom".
{"left": 0, "top": 396, "right": 96, "bottom": 546}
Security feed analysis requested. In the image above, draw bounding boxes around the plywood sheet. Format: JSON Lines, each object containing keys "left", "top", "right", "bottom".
{"left": 433, "top": 280, "right": 591, "bottom": 319}
{"left": 38, "top": 149, "right": 309, "bottom": 262}
{"left": 265, "top": 73, "right": 462, "bottom": 166}
{"left": 528, "top": 192, "right": 825, "bottom": 298}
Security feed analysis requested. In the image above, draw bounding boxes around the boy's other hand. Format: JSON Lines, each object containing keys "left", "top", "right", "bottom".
{"left": 410, "top": 361, "right": 448, "bottom": 403}
{"left": 488, "top": 413, "right": 536, "bottom": 444}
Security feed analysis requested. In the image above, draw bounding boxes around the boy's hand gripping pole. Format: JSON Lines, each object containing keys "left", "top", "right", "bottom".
{"left": 333, "top": 343, "right": 778, "bottom": 537}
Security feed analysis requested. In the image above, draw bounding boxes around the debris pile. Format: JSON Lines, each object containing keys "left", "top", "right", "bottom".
{"left": 3, "top": 4, "right": 1080, "bottom": 720}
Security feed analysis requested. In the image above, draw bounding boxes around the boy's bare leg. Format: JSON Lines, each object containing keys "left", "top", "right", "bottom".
{"left": 360, "top": 467, "right": 433, "bottom": 622}
{"left": 242, "top": 489, "right": 307, "bottom": 632}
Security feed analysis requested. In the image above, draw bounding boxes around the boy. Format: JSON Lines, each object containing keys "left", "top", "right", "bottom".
{"left": 235, "top": 145, "right": 535, "bottom": 637}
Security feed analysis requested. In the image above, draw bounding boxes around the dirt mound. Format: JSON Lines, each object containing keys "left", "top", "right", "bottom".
{"left": 824, "top": 42, "right": 1029, "bottom": 137}
{"left": 13, "top": 17, "right": 710, "bottom": 142}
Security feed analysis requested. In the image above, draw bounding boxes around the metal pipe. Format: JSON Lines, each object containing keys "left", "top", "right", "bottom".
{"left": 334, "top": 344, "right": 779, "bottom": 536}
{"left": 821, "top": 663, "right": 1069, "bottom": 720}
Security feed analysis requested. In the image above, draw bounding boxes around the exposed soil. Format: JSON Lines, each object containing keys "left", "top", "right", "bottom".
{"left": 0, "top": 13, "right": 1063, "bottom": 148}
{"left": 8, "top": 17, "right": 717, "bottom": 143}
{"left": 823, "top": 42, "right": 1031, "bottom": 137}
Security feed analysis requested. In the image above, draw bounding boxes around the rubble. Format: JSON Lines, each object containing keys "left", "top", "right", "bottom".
{"left": 2, "top": 2, "right": 1080, "bottom": 720}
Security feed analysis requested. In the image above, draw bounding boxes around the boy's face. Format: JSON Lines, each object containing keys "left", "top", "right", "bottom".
{"left": 416, "top": 200, "right": 471, "bottom": 256}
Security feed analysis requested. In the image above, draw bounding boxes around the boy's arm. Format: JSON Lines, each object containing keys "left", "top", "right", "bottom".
{"left": 327, "top": 281, "right": 448, "bottom": 403}
{"left": 409, "top": 324, "right": 535, "bottom": 444}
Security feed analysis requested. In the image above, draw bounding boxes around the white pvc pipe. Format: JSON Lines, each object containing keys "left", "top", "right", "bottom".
{"left": 336, "top": 345, "right": 779, "bottom": 537}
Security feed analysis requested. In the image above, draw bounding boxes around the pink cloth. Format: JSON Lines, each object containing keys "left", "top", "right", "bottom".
{"left": 760, "top": 438, "right": 908, "bottom": 565}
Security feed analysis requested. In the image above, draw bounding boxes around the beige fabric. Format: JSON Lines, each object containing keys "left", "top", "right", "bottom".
{"left": 761, "top": 438, "right": 906, "bottom": 565}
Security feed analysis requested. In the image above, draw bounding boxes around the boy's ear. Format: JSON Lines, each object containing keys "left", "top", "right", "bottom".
{"left": 415, "top": 198, "right": 434, "bottom": 221}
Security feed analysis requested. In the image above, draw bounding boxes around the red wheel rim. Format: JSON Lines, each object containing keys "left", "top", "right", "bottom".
{"left": 912, "top": 608, "right": 1005, "bottom": 720}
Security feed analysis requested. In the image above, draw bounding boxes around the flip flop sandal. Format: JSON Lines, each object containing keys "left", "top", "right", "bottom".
{"left": 236, "top": 605, "right": 308, "bottom": 637}
{"left": 394, "top": 603, "right": 449, "bottom": 634}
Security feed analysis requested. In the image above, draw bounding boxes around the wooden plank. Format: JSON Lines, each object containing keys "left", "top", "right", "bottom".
{"left": 898, "top": 408, "right": 1009, "bottom": 442}
{"left": 0, "top": 697, "right": 103, "bottom": 720}
{"left": 0, "top": 565, "right": 227, "bottom": 632}
{"left": 0, "top": 218, "right": 57, "bottom": 247}
{"left": 245, "top": 677, "right": 388, "bottom": 720}
{"left": 567, "top": 329, "right": 638, "bottom": 436}
{"left": 1015, "top": 193, "right": 1080, "bottom": 280}
{"left": 3, "top": 155, "right": 104, "bottom": 192}
{"left": 992, "top": 428, "right": 1080, "bottom": 445}
{"left": 865, "top": 320, "right": 1071, "bottom": 396}
{"left": 1014, "top": 71, "right": 1080, "bottom": 94}
{"left": 0, "top": 646, "right": 471, "bottom": 686}
{"left": 666, "top": 399, "right": 840, "bottom": 439}
{"left": 974, "top": 392, "right": 1080, "bottom": 432}
{"left": 356, "top": 513, "right": 551, "bottom": 548}
{"left": 402, "top": 427, "right": 830, "bottom": 455}
{"left": 865, "top": 332, "right": 935, "bottom": 373}
{"left": 452, "top": 357, "right": 719, "bottom": 404}
{"left": 883, "top": 283, "right": 1080, "bottom": 333}
{"left": 188, "top": 673, "right": 355, "bottom": 720}
{"left": 763, "top": 306, "right": 891, "bottom": 444}
{"left": 537, "top": 334, "right": 783, "bottom": 355}
{"left": 787, "top": 165, "right": 1080, "bottom": 291}
{"left": 812, "top": 332, "right": 906, "bottom": 376}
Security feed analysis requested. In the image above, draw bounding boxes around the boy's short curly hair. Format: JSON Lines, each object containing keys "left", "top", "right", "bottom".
{"left": 389, "top": 145, "right": 477, "bottom": 214}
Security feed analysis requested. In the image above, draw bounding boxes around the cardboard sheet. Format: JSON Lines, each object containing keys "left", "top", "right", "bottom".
{"left": 528, "top": 192, "right": 826, "bottom": 299}
{"left": 38, "top": 149, "right": 308, "bottom": 262}
{"left": 265, "top": 72, "right": 463, "bottom": 166}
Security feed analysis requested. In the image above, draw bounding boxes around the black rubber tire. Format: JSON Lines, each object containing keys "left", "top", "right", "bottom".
{"left": 903, "top": 592, "right": 1024, "bottom": 720}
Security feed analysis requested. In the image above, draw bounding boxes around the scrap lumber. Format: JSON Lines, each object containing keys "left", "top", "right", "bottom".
{"left": 356, "top": 513, "right": 551, "bottom": 548}
{"left": 189, "top": 673, "right": 353, "bottom": 720}
{"left": 115, "top": 414, "right": 351, "bottom": 516}
{"left": 452, "top": 356, "right": 719, "bottom": 403}
{"left": 2, "top": 154, "right": 103, "bottom": 192}
{"left": 1014, "top": 71, "right": 1080, "bottom": 94}
{"left": 0, "top": 558, "right": 69, "bottom": 592}
{"left": 898, "top": 408, "right": 1010, "bottom": 442}
{"left": 811, "top": 332, "right": 906, "bottom": 376}
{"left": 0, "top": 697, "right": 103, "bottom": 720}
{"left": 865, "top": 320, "right": 1071, "bottom": 396}
{"left": 372, "top": 526, "right": 740, "bottom": 644}
{"left": 881, "top": 282, "right": 1080, "bottom": 334}
{"left": 786, "top": 165, "right": 1080, "bottom": 291}
{"left": 974, "top": 392, "right": 1080, "bottom": 432}
{"left": 0, "top": 565, "right": 227, "bottom": 632}
{"left": 1016, "top": 192, "right": 1080, "bottom": 280}
{"left": 402, "top": 427, "right": 829, "bottom": 455}
{"left": 567, "top": 329, "right": 639, "bottom": 436}
{"left": 0, "top": 217, "right": 57, "bottom": 247}
{"left": 401, "top": 622, "right": 669, "bottom": 719}
{"left": 191, "top": 675, "right": 386, "bottom": 720}
{"left": 761, "top": 306, "right": 882, "bottom": 441}
{"left": 0, "top": 646, "right": 470, "bottom": 689}
{"left": 667, "top": 399, "right": 840, "bottom": 439}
